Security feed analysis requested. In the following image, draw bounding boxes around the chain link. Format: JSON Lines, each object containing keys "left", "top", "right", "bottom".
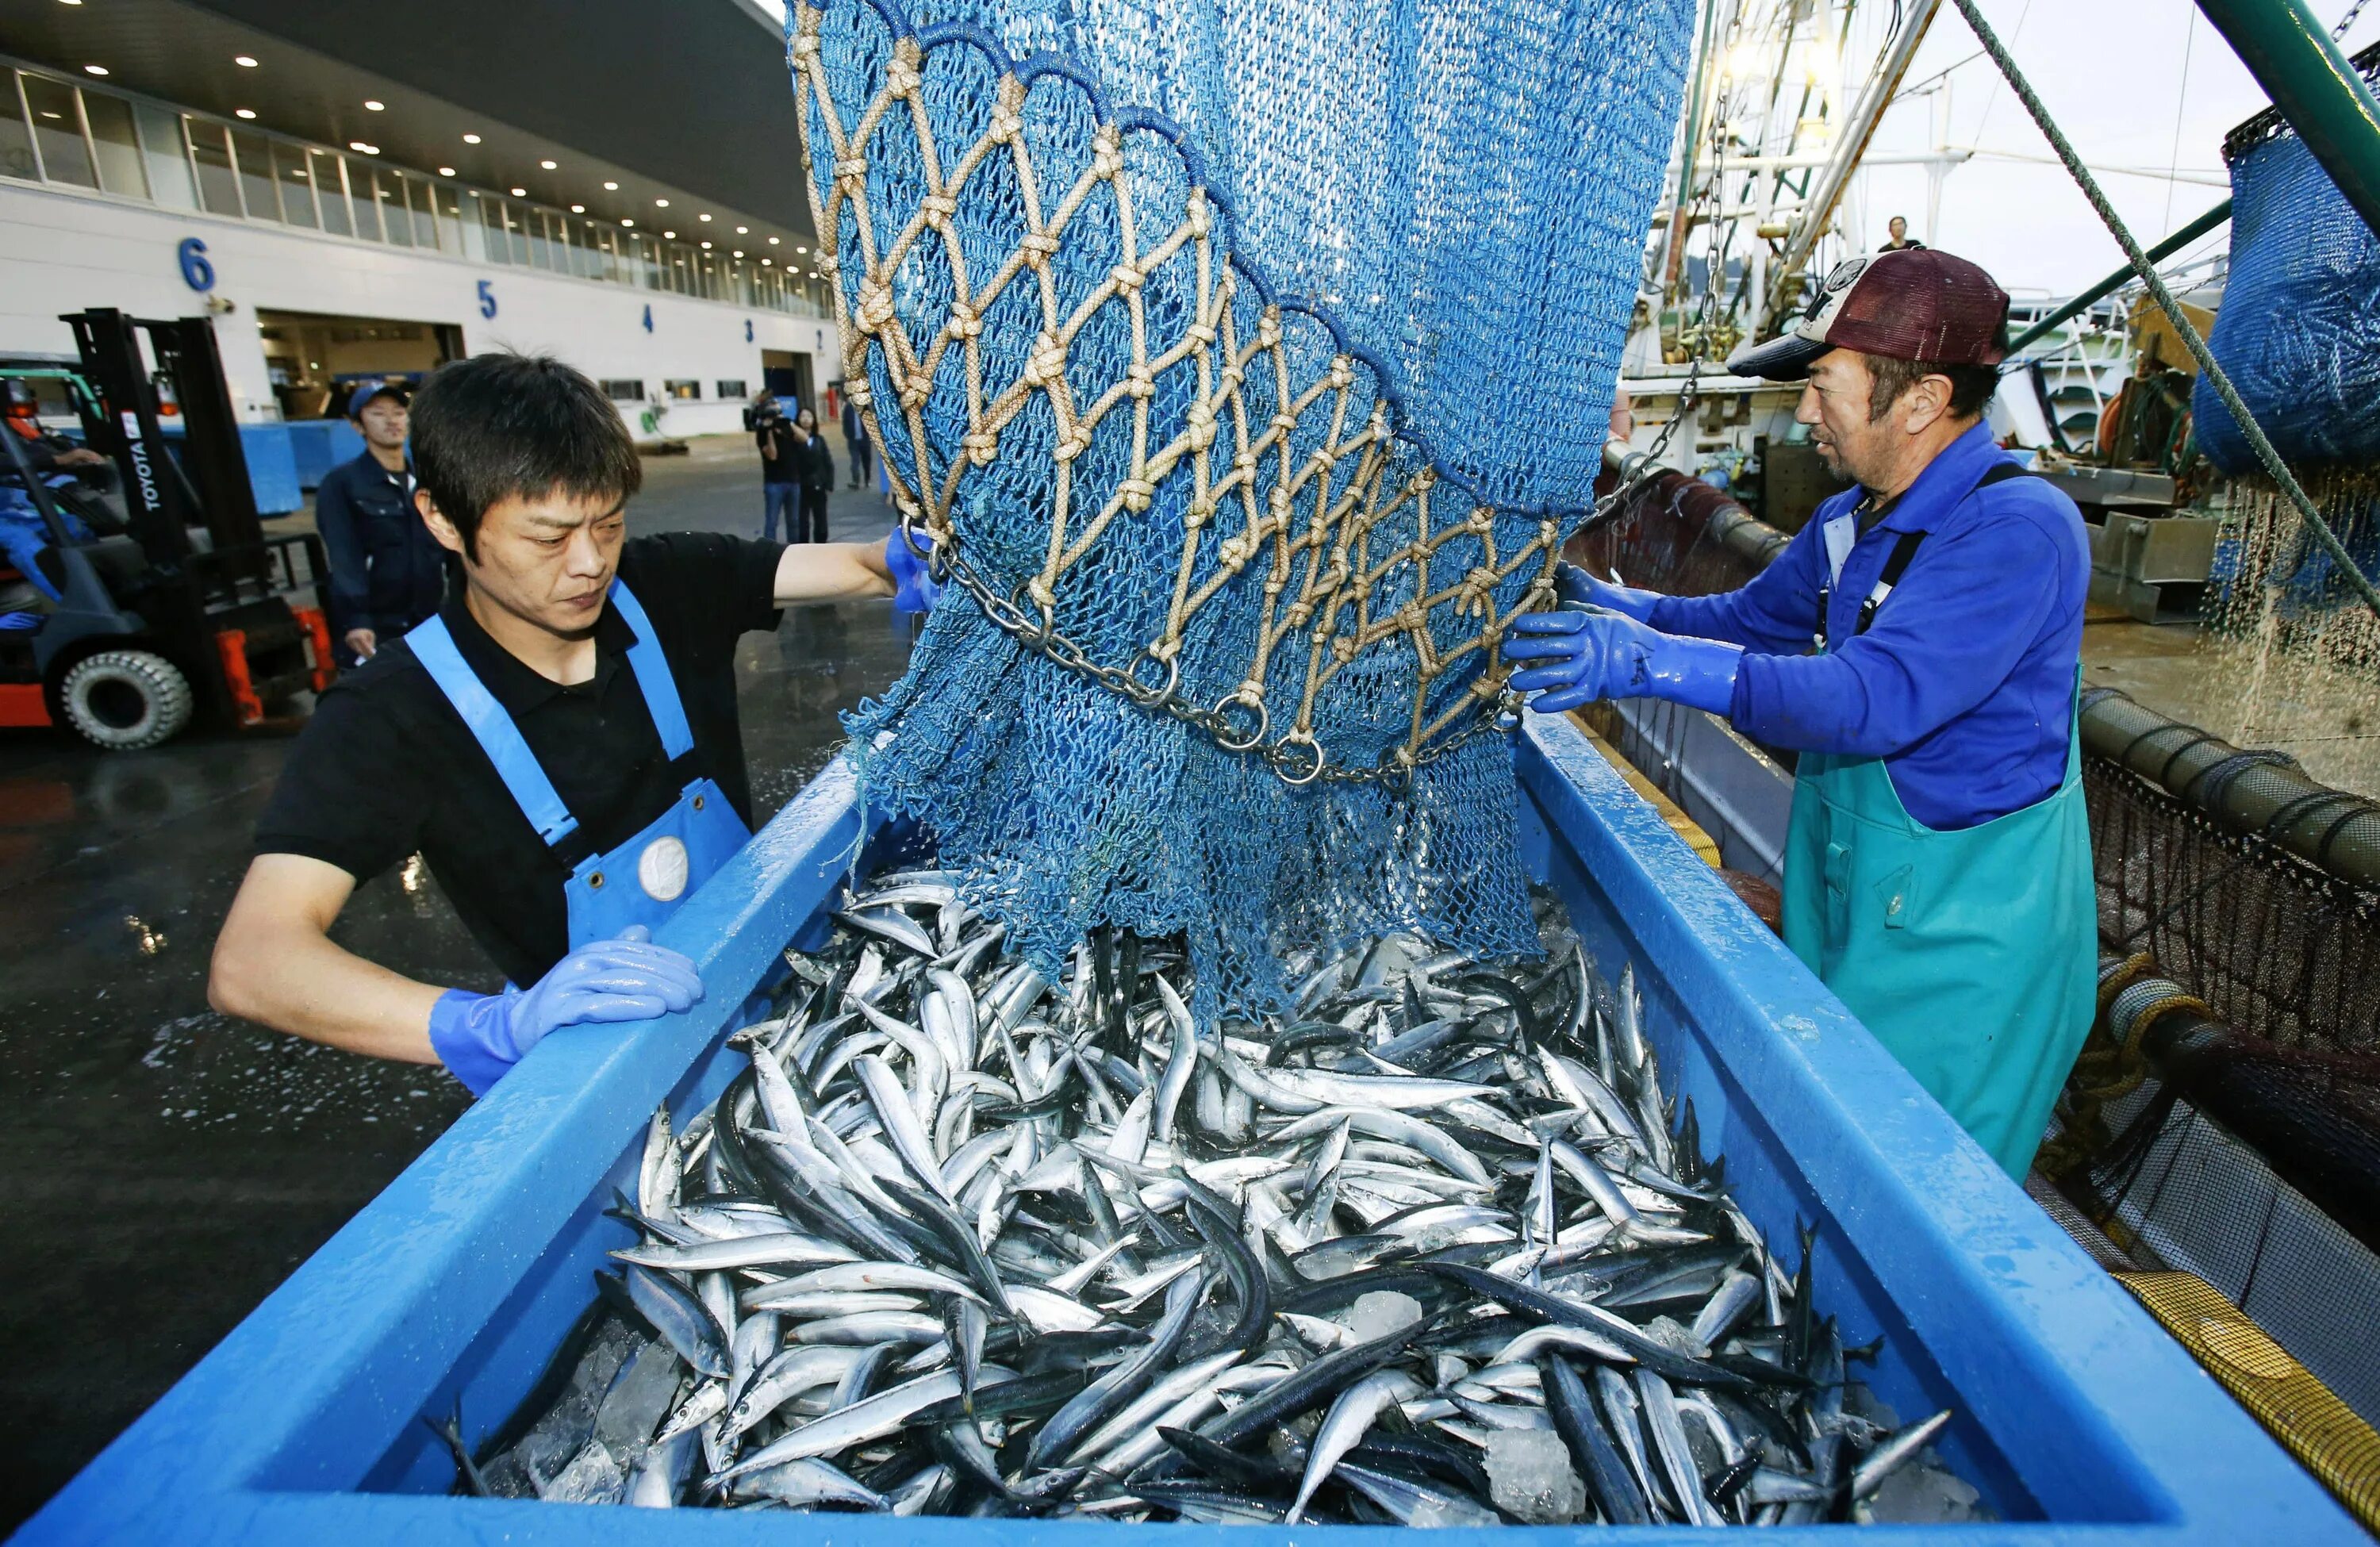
{"left": 919, "top": 517, "right": 1519, "bottom": 789}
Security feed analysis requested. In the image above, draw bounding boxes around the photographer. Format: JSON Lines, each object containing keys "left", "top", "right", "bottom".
{"left": 751, "top": 393, "right": 799, "bottom": 543}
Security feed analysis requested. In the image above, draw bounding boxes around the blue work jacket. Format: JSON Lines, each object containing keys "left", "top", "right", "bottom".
{"left": 1647, "top": 423, "right": 2090, "bottom": 831}
{"left": 316, "top": 450, "right": 446, "bottom": 639}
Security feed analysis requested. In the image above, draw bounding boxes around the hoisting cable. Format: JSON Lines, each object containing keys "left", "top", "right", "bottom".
{"left": 1948, "top": 0, "right": 2380, "bottom": 627}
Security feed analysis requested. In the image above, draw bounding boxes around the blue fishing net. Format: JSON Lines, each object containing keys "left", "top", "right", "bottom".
{"left": 2196, "top": 122, "right": 2380, "bottom": 473}
{"left": 789, "top": 0, "right": 1693, "bottom": 1013}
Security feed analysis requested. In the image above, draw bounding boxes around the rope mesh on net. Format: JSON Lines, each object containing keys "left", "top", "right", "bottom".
{"left": 793, "top": 19, "right": 1568, "bottom": 788}
{"left": 1948, "top": 0, "right": 2380, "bottom": 628}
{"left": 785, "top": 0, "right": 1695, "bottom": 1012}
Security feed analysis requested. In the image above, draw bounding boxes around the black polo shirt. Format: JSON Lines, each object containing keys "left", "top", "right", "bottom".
{"left": 256, "top": 532, "right": 786, "bottom": 986}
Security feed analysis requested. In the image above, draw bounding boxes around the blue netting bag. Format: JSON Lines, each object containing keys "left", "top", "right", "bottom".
{"left": 2196, "top": 100, "right": 2380, "bottom": 474}
{"left": 785, "top": 0, "right": 1693, "bottom": 1013}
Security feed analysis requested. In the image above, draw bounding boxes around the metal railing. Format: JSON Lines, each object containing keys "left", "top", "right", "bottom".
{"left": 0, "top": 57, "right": 831, "bottom": 319}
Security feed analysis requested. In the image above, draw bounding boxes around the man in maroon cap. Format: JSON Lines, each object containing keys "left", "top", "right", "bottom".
{"left": 1503, "top": 248, "right": 2095, "bottom": 1179}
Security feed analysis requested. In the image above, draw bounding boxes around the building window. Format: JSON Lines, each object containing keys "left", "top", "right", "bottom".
{"left": 228, "top": 127, "right": 281, "bottom": 221}
{"left": 185, "top": 118, "right": 242, "bottom": 217}
{"left": 310, "top": 149, "right": 351, "bottom": 236}
{"left": 601, "top": 379, "right": 647, "bottom": 402}
{"left": 133, "top": 103, "right": 195, "bottom": 209}
{"left": 716, "top": 380, "right": 748, "bottom": 401}
{"left": 83, "top": 90, "right": 148, "bottom": 199}
{"left": 271, "top": 140, "right": 316, "bottom": 228}
{"left": 662, "top": 380, "right": 701, "bottom": 401}
{"left": 0, "top": 72, "right": 37, "bottom": 182}
{"left": 20, "top": 71, "right": 96, "bottom": 188}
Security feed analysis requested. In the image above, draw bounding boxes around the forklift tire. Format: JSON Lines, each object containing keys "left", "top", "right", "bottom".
{"left": 58, "top": 651, "right": 194, "bottom": 750}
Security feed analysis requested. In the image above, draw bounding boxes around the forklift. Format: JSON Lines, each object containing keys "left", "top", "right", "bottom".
{"left": 0, "top": 309, "right": 334, "bottom": 750}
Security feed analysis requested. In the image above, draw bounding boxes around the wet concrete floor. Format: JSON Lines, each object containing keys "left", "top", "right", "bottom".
{"left": 0, "top": 436, "right": 915, "bottom": 1526}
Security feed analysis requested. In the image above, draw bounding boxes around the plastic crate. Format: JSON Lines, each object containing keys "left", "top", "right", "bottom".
{"left": 13, "top": 717, "right": 2360, "bottom": 1542}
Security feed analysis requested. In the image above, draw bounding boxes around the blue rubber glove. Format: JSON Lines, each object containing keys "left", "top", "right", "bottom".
{"left": 884, "top": 528, "right": 942, "bottom": 614}
{"left": 1503, "top": 606, "right": 1743, "bottom": 716}
{"left": 1553, "top": 561, "right": 1663, "bottom": 624}
{"left": 426, "top": 925, "right": 704, "bottom": 1096}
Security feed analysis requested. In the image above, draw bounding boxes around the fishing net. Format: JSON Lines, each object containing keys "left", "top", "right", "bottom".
{"left": 2192, "top": 41, "right": 2380, "bottom": 475}
{"left": 786, "top": 0, "right": 1696, "bottom": 1012}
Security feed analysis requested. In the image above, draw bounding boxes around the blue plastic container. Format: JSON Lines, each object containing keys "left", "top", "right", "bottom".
{"left": 13, "top": 717, "right": 2360, "bottom": 1542}
{"left": 286, "top": 420, "right": 367, "bottom": 492}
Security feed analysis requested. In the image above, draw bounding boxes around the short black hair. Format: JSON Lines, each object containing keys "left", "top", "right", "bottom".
{"left": 1864, "top": 336, "right": 2006, "bottom": 424}
{"left": 409, "top": 353, "right": 640, "bottom": 560}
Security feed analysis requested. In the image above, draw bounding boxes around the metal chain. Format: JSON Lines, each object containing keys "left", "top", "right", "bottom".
{"left": 911, "top": 519, "right": 1518, "bottom": 789}
{"left": 2336, "top": 0, "right": 2370, "bottom": 40}
{"left": 1948, "top": 0, "right": 2380, "bottom": 628}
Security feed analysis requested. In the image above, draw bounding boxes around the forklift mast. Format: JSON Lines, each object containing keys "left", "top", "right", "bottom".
{"left": 63, "top": 309, "right": 267, "bottom": 578}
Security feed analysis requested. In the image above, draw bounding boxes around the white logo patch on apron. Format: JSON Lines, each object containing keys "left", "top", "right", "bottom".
{"left": 638, "top": 835, "right": 691, "bottom": 902}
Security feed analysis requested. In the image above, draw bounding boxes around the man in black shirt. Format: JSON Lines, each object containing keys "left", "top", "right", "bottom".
{"left": 209, "top": 354, "right": 939, "bottom": 1094}
{"left": 315, "top": 382, "right": 445, "bottom": 664}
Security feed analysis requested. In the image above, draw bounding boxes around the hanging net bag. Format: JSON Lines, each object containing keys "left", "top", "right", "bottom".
{"left": 790, "top": 0, "right": 1696, "bottom": 1013}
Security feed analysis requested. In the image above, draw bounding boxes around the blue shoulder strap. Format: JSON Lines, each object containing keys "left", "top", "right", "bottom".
{"left": 605, "top": 578, "right": 696, "bottom": 762}
{"left": 406, "top": 616, "right": 580, "bottom": 846}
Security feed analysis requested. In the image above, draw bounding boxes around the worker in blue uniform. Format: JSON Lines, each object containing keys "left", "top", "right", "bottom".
{"left": 315, "top": 382, "right": 446, "bottom": 665}
{"left": 1505, "top": 248, "right": 2094, "bottom": 1177}
{"left": 209, "top": 354, "right": 939, "bottom": 1095}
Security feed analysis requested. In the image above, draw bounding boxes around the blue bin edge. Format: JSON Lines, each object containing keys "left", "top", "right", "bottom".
{"left": 9, "top": 721, "right": 2359, "bottom": 1543}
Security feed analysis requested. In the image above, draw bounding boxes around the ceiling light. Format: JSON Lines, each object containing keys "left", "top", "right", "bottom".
{"left": 735, "top": 225, "right": 748, "bottom": 235}
{"left": 438, "top": 166, "right": 456, "bottom": 176}
{"left": 235, "top": 54, "right": 259, "bottom": 67}
{"left": 602, "top": 180, "right": 618, "bottom": 190}
{"left": 539, "top": 159, "right": 557, "bottom": 170}
{"left": 662, "top": 230, "right": 676, "bottom": 239}
{"left": 796, "top": 245, "right": 808, "bottom": 255}
{"left": 620, "top": 217, "right": 635, "bottom": 227}
{"left": 701, "top": 240, "right": 712, "bottom": 249}
{"left": 59, "top": 1, "right": 83, "bottom": 6}
{"left": 570, "top": 203, "right": 585, "bottom": 213}
{"left": 349, "top": 141, "right": 378, "bottom": 155}
{"left": 767, "top": 236, "right": 780, "bottom": 245}
{"left": 698, "top": 213, "right": 712, "bottom": 222}
{"left": 762, "top": 258, "right": 773, "bottom": 266}
{"left": 234, "top": 108, "right": 257, "bottom": 120}
{"left": 363, "top": 99, "right": 385, "bottom": 111}
{"left": 654, "top": 198, "right": 669, "bottom": 207}
{"left": 510, "top": 186, "right": 526, "bottom": 197}
{"left": 83, "top": 64, "right": 109, "bottom": 76}
{"left": 462, "top": 132, "right": 482, "bottom": 144}
{"left": 732, "top": 250, "right": 743, "bottom": 258}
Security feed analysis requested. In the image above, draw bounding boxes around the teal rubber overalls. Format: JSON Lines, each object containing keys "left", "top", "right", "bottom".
{"left": 405, "top": 580, "right": 752, "bottom": 949}
{"left": 1779, "top": 463, "right": 2097, "bottom": 1178}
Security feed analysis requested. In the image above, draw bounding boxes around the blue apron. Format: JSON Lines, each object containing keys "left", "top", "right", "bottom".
{"left": 406, "top": 581, "right": 751, "bottom": 950}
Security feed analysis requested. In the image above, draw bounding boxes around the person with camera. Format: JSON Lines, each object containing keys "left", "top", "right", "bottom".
{"left": 752, "top": 394, "right": 800, "bottom": 543}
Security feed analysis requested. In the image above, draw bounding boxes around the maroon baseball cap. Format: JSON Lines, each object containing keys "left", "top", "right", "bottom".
{"left": 1729, "top": 248, "right": 2010, "bottom": 381}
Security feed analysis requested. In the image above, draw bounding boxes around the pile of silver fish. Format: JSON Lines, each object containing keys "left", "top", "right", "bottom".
{"left": 454, "top": 871, "right": 1985, "bottom": 1525}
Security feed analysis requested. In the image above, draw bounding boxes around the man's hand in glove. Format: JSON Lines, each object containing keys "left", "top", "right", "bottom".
{"left": 1503, "top": 606, "right": 1742, "bottom": 717}
{"left": 426, "top": 925, "right": 704, "bottom": 1096}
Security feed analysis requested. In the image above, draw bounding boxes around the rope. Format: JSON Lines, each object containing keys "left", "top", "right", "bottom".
{"left": 791, "top": 17, "right": 1576, "bottom": 785}
{"left": 1947, "top": 0, "right": 2380, "bottom": 629}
